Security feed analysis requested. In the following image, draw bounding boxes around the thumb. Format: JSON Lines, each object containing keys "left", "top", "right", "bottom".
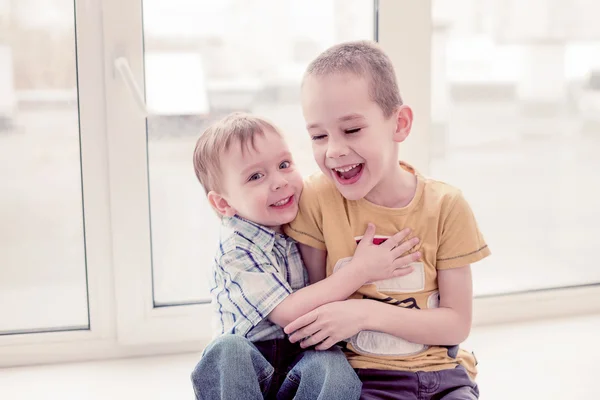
{"left": 360, "top": 223, "right": 376, "bottom": 246}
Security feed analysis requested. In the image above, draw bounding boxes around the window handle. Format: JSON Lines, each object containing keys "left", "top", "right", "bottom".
{"left": 114, "top": 57, "right": 152, "bottom": 116}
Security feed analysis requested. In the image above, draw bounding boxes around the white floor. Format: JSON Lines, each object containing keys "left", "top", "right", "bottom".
{"left": 0, "top": 314, "right": 597, "bottom": 400}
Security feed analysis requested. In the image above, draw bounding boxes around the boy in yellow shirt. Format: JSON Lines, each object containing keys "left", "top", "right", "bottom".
{"left": 283, "top": 41, "right": 491, "bottom": 399}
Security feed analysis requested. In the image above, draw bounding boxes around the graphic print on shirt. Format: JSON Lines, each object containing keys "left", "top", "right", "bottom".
{"left": 333, "top": 233, "right": 439, "bottom": 357}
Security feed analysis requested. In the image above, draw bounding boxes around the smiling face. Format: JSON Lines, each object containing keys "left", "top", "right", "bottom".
{"left": 302, "top": 72, "right": 412, "bottom": 202}
{"left": 208, "top": 127, "right": 303, "bottom": 231}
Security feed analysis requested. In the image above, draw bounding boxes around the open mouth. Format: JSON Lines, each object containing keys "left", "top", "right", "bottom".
{"left": 270, "top": 195, "right": 294, "bottom": 209}
{"left": 332, "top": 163, "right": 364, "bottom": 185}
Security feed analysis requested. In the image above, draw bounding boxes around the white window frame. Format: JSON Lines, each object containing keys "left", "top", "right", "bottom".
{"left": 1, "top": 0, "right": 598, "bottom": 368}
{"left": 101, "top": 0, "right": 212, "bottom": 347}
{"left": 0, "top": 0, "right": 114, "bottom": 366}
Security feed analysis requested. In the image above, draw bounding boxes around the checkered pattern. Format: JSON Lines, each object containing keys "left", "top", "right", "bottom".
{"left": 210, "top": 216, "right": 308, "bottom": 341}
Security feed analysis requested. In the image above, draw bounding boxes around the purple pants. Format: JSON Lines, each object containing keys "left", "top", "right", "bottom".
{"left": 357, "top": 366, "right": 479, "bottom": 400}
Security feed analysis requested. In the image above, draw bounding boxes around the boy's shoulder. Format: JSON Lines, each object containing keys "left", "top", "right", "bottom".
{"left": 299, "top": 172, "right": 346, "bottom": 212}
{"left": 215, "top": 217, "right": 277, "bottom": 264}
{"left": 419, "top": 174, "right": 465, "bottom": 207}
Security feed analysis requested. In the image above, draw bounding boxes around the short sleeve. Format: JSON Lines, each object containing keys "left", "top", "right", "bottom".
{"left": 216, "top": 248, "right": 292, "bottom": 332}
{"left": 284, "top": 176, "right": 326, "bottom": 250}
{"left": 436, "top": 191, "right": 491, "bottom": 270}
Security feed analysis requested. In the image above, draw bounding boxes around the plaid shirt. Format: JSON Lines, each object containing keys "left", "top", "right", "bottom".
{"left": 209, "top": 216, "right": 308, "bottom": 341}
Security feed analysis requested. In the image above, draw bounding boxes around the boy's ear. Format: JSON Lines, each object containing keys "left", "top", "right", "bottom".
{"left": 208, "top": 191, "right": 237, "bottom": 217}
{"left": 392, "top": 105, "right": 413, "bottom": 143}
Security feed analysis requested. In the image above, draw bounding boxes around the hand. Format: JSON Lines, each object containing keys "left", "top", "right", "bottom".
{"left": 284, "top": 299, "right": 368, "bottom": 351}
{"left": 351, "top": 223, "right": 421, "bottom": 283}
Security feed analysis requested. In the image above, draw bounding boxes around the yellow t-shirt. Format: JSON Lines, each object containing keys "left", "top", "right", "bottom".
{"left": 284, "top": 162, "right": 490, "bottom": 378}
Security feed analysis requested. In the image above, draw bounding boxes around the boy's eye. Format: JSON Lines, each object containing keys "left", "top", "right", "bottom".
{"left": 311, "top": 134, "right": 327, "bottom": 141}
{"left": 279, "top": 161, "right": 291, "bottom": 169}
{"left": 248, "top": 173, "right": 263, "bottom": 182}
{"left": 345, "top": 128, "right": 361, "bottom": 134}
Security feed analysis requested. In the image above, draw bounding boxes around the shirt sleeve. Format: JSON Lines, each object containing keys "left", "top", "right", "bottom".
{"left": 436, "top": 191, "right": 491, "bottom": 270}
{"left": 283, "top": 176, "right": 327, "bottom": 250}
{"left": 215, "top": 247, "right": 292, "bottom": 334}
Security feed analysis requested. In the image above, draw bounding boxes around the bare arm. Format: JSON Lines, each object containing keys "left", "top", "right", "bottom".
{"left": 299, "top": 243, "right": 326, "bottom": 284}
{"left": 363, "top": 265, "right": 473, "bottom": 345}
{"left": 268, "top": 225, "right": 421, "bottom": 328}
{"left": 285, "top": 265, "right": 472, "bottom": 348}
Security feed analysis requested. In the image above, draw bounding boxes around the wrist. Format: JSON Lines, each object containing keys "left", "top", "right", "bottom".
{"left": 362, "top": 300, "right": 388, "bottom": 331}
{"left": 347, "top": 258, "right": 371, "bottom": 283}
{"left": 354, "top": 299, "right": 376, "bottom": 331}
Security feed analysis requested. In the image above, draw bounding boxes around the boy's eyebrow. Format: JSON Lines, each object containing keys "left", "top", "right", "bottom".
{"left": 306, "top": 113, "right": 366, "bottom": 130}
{"left": 240, "top": 151, "right": 292, "bottom": 177}
{"left": 338, "top": 113, "right": 366, "bottom": 123}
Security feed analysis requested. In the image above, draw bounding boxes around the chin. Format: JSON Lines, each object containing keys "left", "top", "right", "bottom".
{"left": 336, "top": 185, "right": 368, "bottom": 201}
{"left": 269, "top": 209, "right": 298, "bottom": 226}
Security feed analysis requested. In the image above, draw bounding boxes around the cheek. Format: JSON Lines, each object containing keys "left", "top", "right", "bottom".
{"left": 291, "top": 173, "right": 304, "bottom": 188}
{"left": 362, "top": 137, "right": 388, "bottom": 161}
{"left": 239, "top": 186, "right": 264, "bottom": 208}
{"left": 311, "top": 143, "right": 326, "bottom": 162}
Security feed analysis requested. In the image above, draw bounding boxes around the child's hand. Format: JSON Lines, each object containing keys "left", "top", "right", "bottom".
{"left": 351, "top": 223, "right": 420, "bottom": 283}
{"left": 285, "top": 299, "right": 367, "bottom": 350}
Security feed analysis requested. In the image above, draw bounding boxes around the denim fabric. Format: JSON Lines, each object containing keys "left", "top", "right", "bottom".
{"left": 191, "top": 334, "right": 361, "bottom": 400}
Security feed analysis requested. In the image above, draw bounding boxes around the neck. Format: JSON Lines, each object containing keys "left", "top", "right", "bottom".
{"left": 364, "top": 163, "right": 417, "bottom": 208}
{"left": 267, "top": 224, "right": 283, "bottom": 234}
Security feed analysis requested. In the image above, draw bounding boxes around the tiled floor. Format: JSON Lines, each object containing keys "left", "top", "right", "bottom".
{"left": 0, "top": 314, "right": 597, "bottom": 399}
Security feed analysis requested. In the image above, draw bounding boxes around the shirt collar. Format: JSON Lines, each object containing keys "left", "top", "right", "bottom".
{"left": 223, "top": 215, "right": 291, "bottom": 252}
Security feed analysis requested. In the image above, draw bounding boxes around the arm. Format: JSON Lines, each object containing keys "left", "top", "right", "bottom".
{"left": 268, "top": 225, "right": 421, "bottom": 328}
{"left": 366, "top": 190, "right": 486, "bottom": 344}
{"left": 285, "top": 265, "right": 472, "bottom": 348}
{"left": 287, "top": 189, "right": 489, "bottom": 348}
{"left": 299, "top": 243, "right": 326, "bottom": 284}
{"left": 267, "top": 249, "right": 370, "bottom": 328}
{"left": 363, "top": 265, "right": 473, "bottom": 345}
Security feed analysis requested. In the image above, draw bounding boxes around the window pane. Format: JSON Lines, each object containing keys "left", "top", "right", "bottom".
{"left": 142, "top": 0, "right": 374, "bottom": 305}
{"left": 431, "top": 0, "right": 600, "bottom": 295}
{"left": 0, "top": 0, "right": 88, "bottom": 333}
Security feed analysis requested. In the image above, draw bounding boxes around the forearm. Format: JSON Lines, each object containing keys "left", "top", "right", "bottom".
{"left": 268, "top": 262, "right": 367, "bottom": 328}
{"left": 362, "top": 300, "right": 471, "bottom": 345}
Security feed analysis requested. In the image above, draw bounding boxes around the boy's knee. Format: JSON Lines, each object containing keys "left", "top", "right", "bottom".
{"left": 301, "top": 349, "right": 357, "bottom": 377}
{"left": 191, "top": 335, "right": 254, "bottom": 381}
{"left": 290, "top": 349, "right": 361, "bottom": 398}
{"left": 205, "top": 334, "right": 253, "bottom": 356}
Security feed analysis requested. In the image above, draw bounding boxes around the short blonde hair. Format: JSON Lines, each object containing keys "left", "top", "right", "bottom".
{"left": 304, "top": 40, "right": 403, "bottom": 117}
{"left": 192, "top": 112, "right": 282, "bottom": 194}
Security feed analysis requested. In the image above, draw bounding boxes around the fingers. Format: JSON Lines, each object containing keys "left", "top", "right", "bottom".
{"left": 284, "top": 312, "right": 317, "bottom": 336}
{"left": 288, "top": 319, "right": 321, "bottom": 343}
{"left": 358, "top": 223, "right": 376, "bottom": 246}
{"left": 392, "top": 265, "right": 414, "bottom": 277}
{"left": 381, "top": 228, "right": 411, "bottom": 250}
{"left": 393, "top": 250, "right": 422, "bottom": 270}
{"left": 300, "top": 330, "right": 328, "bottom": 348}
{"left": 390, "top": 236, "right": 420, "bottom": 259}
{"left": 315, "top": 337, "right": 338, "bottom": 351}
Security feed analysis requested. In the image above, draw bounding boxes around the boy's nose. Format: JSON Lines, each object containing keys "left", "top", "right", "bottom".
{"left": 271, "top": 175, "right": 289, "bottom": 191}
{"left": 326, "top": 138, "right": 349, "bottom": 159}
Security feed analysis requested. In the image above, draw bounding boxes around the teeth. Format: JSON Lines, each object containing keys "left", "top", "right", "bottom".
{"left": 273, "top": 197, "right": 291, "bottom": 206}
{"left": 334, "top": 164, "right": 360, "bottom": 173}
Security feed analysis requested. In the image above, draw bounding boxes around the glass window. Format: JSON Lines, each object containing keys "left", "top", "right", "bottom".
{"left": 431, "top": 0, "right": 600, "bottom": 295}
{"left": 0, "top": 0, "right": 88, "bottom": 334}
{"left": 141, "top": 0, "right": 375, "bottom": 305}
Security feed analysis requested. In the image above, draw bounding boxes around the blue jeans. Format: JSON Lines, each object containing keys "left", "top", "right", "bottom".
{"left": 191, "top": 334, "right": 362, "bottom": 400}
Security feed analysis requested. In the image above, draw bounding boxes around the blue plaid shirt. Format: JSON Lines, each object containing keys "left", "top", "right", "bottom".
{"left": 209, "top": 216, "right": 308, "bottom": 341}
